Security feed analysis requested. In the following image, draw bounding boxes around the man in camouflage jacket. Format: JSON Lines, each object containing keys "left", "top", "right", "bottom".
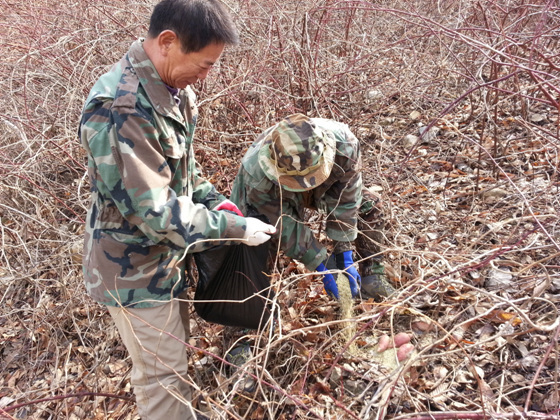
{"left": 231, "top": 113, "right": 394, "bottom": 301}
{"left": 78, "top": 1, "right": 275, "bottom": 418}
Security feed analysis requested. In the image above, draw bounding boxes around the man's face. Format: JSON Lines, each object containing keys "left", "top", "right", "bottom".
{"left": 163, "top": 39, "right": 225, "bottom": 89}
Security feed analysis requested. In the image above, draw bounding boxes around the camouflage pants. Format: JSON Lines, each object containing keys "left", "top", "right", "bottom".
{"left": 355, "top": 189, "right": 386, "bottom": 276}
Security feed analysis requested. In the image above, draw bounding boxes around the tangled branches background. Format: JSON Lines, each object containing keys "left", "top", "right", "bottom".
{"left": 1, "top": 0, "right": 559, "bottom": 419}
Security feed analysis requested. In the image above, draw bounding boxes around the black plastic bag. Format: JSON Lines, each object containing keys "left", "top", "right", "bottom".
{"left": 193, "top": 240, "right": 272, "bottom": 330}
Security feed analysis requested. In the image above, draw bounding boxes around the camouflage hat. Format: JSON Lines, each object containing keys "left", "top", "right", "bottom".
{"left": 258, "top": 114, "right": 336, "bottom": 192}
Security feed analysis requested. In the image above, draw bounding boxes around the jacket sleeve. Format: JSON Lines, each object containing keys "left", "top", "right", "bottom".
{"left": 237, "top": 166, "right": 327, "bottom": 271}
{"left": 277, "top": 200, "right": 328, "bottom": 271}
{"left": 324, "top": 128, "right": 362, "bottom": 244}
{"left": 83, "top": 99, "right": 246, "bottom": 250}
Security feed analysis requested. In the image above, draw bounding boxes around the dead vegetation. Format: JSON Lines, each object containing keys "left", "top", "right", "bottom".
{"left": 1, "top": 0, "right": 559, "bottom": 419}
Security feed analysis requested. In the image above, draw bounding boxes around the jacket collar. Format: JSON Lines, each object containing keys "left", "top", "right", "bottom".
{"left": 127, "top": 38, "right": 183, "bottom": 122}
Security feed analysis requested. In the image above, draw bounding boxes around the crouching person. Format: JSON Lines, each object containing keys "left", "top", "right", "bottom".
{"left": 230, "top": 113, "right": 395, "bottom": 302}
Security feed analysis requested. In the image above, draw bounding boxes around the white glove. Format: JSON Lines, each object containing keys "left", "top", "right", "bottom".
{"left": 243, "top": 217, "right": 276, "bottom": 246}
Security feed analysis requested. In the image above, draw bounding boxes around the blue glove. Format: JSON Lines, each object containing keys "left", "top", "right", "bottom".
{"left": 316, "top": 262, "right": 339, "bottom": 299}
{"left": 335, "top": 251, "right": 361, "bottom": 297}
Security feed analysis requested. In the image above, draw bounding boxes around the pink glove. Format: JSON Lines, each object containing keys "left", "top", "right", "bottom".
{"left": 214, "top": 199, "right": 243, "bottom": 217}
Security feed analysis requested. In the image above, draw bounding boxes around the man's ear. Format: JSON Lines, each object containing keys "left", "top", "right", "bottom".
{"left": 157, "top": 30, "right": 178, "bottom": 56}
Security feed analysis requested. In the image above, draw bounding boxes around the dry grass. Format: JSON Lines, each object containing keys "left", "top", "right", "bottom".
{"left": 1, "top": 0, "right": 559, "bottom": 419}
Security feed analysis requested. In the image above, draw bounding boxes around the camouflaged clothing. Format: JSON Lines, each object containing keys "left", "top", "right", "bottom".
{"left": 356, "top": 189, "right": 386, "bottom": 269}
{"left": 79, "top": 39, "right": 247, "bottom": 308}
{"left": 257, "top": 113, "right": 335, "bottom": 192}
{"left": 231, "top": 119, "right": 362, "bottom": 271}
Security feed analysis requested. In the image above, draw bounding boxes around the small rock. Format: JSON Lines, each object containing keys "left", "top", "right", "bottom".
{"left": 485, "top": 267, "right": 513, "bottom": 289}
{"left": 409, "top": 110, "right": 421, "bottom": 120}
{"left": 418, "top": 125, "right": 440, "bottom": 142}
{"left": 195, "top": 357, "right": 209, "bottom": 367}
{"left": 207, "top": 346, "right": 220, "bottom": 355}
{"left": 481, "top": 188, "right": 508, "bottom": 200}
{"left": 529, "top": 113, "right": 546, "bottom": 124}
{"left": 520, "top": 354, "right": 539, "bottom": 369}
{"left": 498, "top": 323, "right": 515, "bottom": 336}
{"left": 342, "top": 363, "right": 354, "bottom": 373}
{"left": 510, "top": 373, "right": 525, "bottom": 383}
{"left": 366, "top": 89, "right": 383, "bottom": 101}
{"left": 238, "top": 377, "right": 257, "bottom": 393}
{"left": 402, "top": 134, "right": 419, "bottom": 149}
{"left": 456, "top": 162, "right": 472, "bottom": 172}
{"left": 329, "top": 366, "right": 342, "bottom": 386}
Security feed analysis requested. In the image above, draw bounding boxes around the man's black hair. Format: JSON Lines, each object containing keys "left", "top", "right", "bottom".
{"left": 148, "top": 0, "right": 239, "bottom": 53}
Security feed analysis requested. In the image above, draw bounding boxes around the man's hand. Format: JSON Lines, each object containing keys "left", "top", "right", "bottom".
{"left": 243, "top": 217, "right": 276, "bottom": 246}
{"left": 335, "top": 250, "right": 361, "bottom": 297}
{"left": 215, "top": 199, "right": 243, "bottom": 216}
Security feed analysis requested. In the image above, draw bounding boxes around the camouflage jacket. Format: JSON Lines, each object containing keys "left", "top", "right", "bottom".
{"left": 231, "top": 119, "right": 362, "bottom": 271}
{"left": 79, "top": 39, "right": 247, "bottom": 308}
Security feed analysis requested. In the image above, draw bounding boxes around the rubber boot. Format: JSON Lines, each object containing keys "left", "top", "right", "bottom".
{"left": 225, "top": 341, "right": 256, "bottom": 393}
{"left": 360, "top": 262, "right": 395, "bottom": 299}
{"left": 356, "top": 189, "right": 395, "bottom": 299}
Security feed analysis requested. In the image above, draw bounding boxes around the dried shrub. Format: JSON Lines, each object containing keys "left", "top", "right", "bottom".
{"left": 1, "top": 1, "right": 559, "bottom": 419}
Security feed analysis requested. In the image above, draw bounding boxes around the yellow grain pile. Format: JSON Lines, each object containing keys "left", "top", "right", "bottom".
{"left": 336, "top": 273, "right": 357, "bottom": 354}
